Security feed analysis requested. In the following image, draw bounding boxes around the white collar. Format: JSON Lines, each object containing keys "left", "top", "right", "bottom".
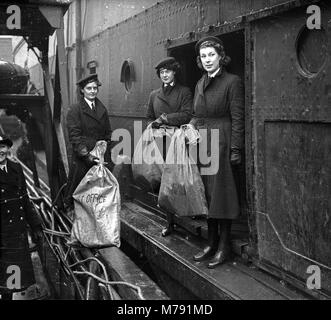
{"left": 0, "top": 162, "right": 7, "bottom": 172}
{"left": 164, "top": 81, "right": 175, "bottom": 87}
{"left": 84, "top": 98, "right": 95, "bottom": 109}
{"left": 208, "top": 68, "right": 220, "bottom": 78}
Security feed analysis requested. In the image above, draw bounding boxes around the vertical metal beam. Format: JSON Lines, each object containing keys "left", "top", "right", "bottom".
{"left": 55, "top": 12, "right": 70, "bottom": 176}
{"left": 244, "top": 22, "right": 258, "bottom": 257}
{"left": 75, "top": 0, "right": 83, "bottom": 100}
{"left": 41, "top": 46, "right": 63, "bottom": 204}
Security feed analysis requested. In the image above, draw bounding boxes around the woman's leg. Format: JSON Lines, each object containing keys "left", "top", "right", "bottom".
{"left": 193, "top": 218, "right": 219, "bottom": 261}
{"left": 207, "top": 219, "right": 232, "bottom": 268}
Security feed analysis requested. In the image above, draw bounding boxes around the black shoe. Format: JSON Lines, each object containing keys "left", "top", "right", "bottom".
{"left": 161, "top": 225, "right": 173, "bottom": 237}
{"left": 207, "top": 247, "right": 230, "bottom": 268}
{"left": 193, "top": 245, "right": 217, "bottom": 262}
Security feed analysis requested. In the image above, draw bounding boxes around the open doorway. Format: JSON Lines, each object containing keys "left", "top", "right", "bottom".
{"left": 169, "top": 29, "right": 249, "bottom": 242}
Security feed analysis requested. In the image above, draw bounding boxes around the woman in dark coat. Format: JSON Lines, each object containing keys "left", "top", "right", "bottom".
{"left": 65, "top": 74, "right": 113, "bottom": 209}
{"left": 190, "top": 36, "right": 244, "bottom": 268}
{"left": 0, "top": 136, "right": 43, "bottom": 299}
{"left": 146, "top": 57, "right": 193, "bottom": 236}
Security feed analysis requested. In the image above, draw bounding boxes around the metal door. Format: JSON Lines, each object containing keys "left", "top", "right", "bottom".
{"left": 251, "top": 4, "right": 331, "bottom": 297}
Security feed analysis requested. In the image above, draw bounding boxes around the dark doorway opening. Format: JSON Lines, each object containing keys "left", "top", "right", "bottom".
{"left": 169, "top": 29, "right": 249, "bottom": 242}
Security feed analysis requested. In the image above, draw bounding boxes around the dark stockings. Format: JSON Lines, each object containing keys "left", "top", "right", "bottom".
{"left": 193, "top": 218, "right": 232, "bottom": 267}
{"left": 161, "top": 211, "right": 174, "bottom": 237}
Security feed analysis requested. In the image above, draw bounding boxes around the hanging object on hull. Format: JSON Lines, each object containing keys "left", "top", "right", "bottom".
{"left": 0, "top": 61, "right": 29, "bottom": 94}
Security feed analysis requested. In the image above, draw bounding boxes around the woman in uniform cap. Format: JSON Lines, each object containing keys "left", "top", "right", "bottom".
{"left": 65, "top": 74, "right": 113, "bottom": 209}
{"left": 146, "top": 57, "right": 193, "bottom": 236}
{"left": 0, "top": 135, "right": 43, "bottom": 299}
{"left": 189, "top": 36, "right": 245, "bottom": 268}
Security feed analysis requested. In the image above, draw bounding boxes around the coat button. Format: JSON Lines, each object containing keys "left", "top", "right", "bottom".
{"left": 1, "top": 189, "right": 4, "bottom": 193}
{"left": 20, "top": 206, "right": 23, "bottom": 210}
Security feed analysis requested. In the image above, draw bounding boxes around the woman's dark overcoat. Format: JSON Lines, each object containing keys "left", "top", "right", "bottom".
{"left": 146, "top": 82, "right": 192, "bottom": 126}
{"left": 0, "top": 159, "right": 42, "bottom": 291}
{"left": 65, "top": 97, "right": 113, "bottom": 202}
{"left": 190, "top": 69, "right": 244, "bottom": 219}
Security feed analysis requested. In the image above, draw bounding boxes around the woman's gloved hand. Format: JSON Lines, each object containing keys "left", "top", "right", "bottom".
{"left": 230, "top": 149, "right": 241, "bottom": 165}
{"left": 151, "top": 116, "right": 164, "bottom": 129}
{"left": 151, "top": 121, "right": 161, "bottom": 129}
{"left": 84, "top": 153, "right": 99, "bottom": 167}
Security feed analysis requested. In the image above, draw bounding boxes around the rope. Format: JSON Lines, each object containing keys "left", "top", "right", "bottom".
{"left": 51, "top": 183, "right": 67, "bottom": 208}
{"left": 69, "top": 257, "right": 114, "bottom": 300}
{"left": 73, "top": 271, "right": 145, "bottom": 300}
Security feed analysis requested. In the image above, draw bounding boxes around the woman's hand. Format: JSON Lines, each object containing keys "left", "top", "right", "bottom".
{"left": 84, "top": 153, "right": 99, "bottom": 166}
{"left": 182, "top": 124, "right": 200, "bottom": 145}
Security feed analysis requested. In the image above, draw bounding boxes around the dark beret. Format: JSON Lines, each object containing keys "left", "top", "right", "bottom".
{"left": 76, "top": 73, "right": 102, "bottom": 88}
{"left": 195, "top": 36, "right": 224, "bottom": 54}
{"left": 0, "top": 135, "right": 13, "bottom": 147}
{"left": 154, "top": 57, "right": 177, "bottom": 70}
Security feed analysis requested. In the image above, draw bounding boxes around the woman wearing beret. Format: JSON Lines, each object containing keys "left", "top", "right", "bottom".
{"left": 65, "top": 74, "right": 113, "bottom": 209}
{"left": 146, "top": 57, "right": 193, "bottom": 236}
{"left": 190, "top": 36, "right": 245, "bottom": 268}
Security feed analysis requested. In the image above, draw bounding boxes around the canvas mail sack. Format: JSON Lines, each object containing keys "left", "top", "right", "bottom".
{"left": 132, "top": 124, "right": 176, "bottom": 192}
{"left": 158, "top": 129, "right": 208, "bottom": 217}
{"left": 71, "top": 141, "right": 121, "bottom": 248}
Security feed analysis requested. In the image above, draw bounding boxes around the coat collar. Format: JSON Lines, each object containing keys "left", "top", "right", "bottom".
{"left": 6, "top": 159, "right": 20, "bottom": 174}
{"left": 0, "top": 159, "right": 20, "bottom": 185}
{"left": 80, "top": 97, "right": 105, "bottom": 122}
{"left": 197, "top": 68, "right": 227, "bottom": 97}
{"left": 156, "top": 81, "right": 179, "bottom": 105}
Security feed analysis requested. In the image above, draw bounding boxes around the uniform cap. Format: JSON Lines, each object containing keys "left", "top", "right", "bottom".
{"left": 0, "top": 135, "right": 13, "bottom": 147}
{"left": 76, "top": 73, "right": 102, "bottom": 88}
{"left": 195, "top": 36, "right": 224, "bottom": 54}
{"left": 154, "top": 57, "right": 177, "bottom": 70}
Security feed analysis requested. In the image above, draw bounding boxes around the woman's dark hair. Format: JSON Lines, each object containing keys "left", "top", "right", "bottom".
{"left": 156, "top": 60, "right": 181, "bottom": 78}
{"left": 196, "top": 40, "right": 231, "bottom": 70}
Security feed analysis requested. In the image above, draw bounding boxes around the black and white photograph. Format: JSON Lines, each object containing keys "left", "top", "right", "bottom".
{"left": 0, "top": 0, "right": 330, "bottom": 306}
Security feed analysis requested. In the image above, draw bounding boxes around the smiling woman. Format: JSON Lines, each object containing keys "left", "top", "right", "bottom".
{"left": 64, "top": 73, "right": 114, "bottom": 210}
{"left": 190, "top": 36, "right": 244, "bottom": 268}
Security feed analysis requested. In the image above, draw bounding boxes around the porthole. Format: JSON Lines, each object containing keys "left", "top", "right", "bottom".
{"left": 295, "top": 26, "right": 328, "bottom": 77}
{"left": 120, "top": 59, "right": 135, "bottom": 92}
